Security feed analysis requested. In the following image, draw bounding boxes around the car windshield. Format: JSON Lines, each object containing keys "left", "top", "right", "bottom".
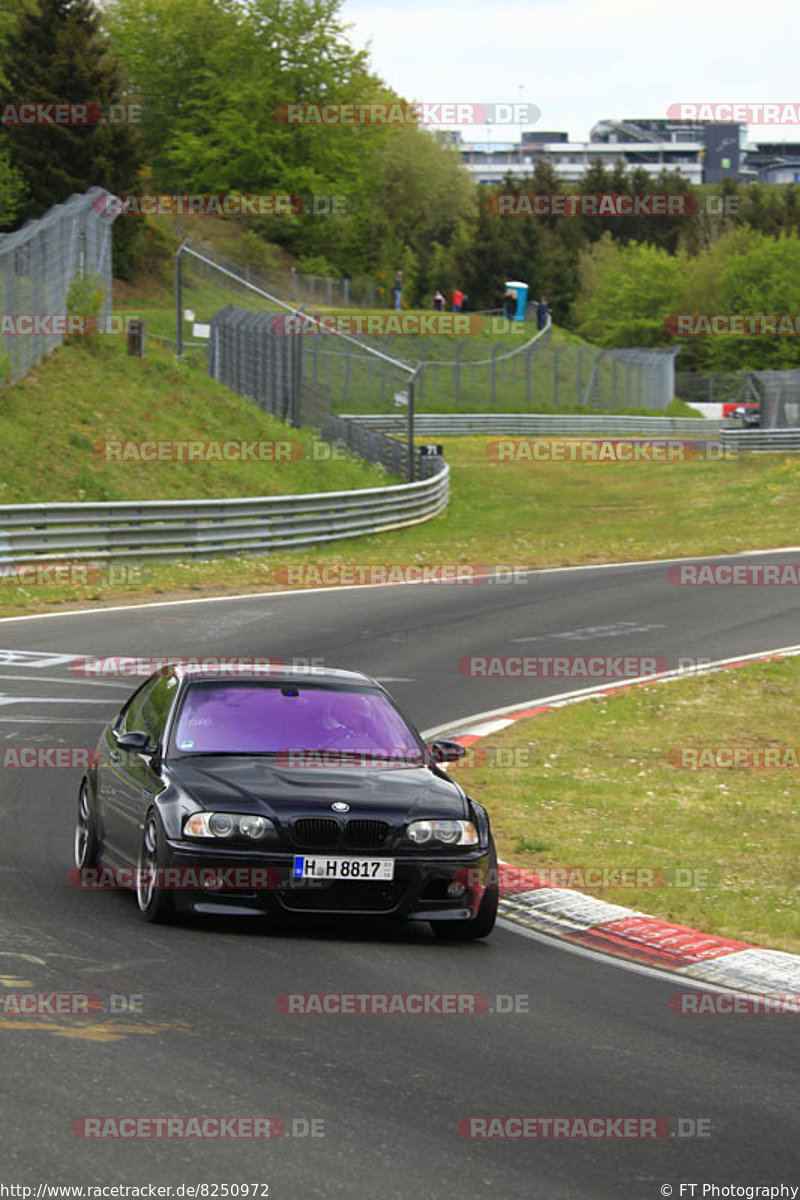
{"left": 171, "top": 681, "right": 424, "bottom": 763}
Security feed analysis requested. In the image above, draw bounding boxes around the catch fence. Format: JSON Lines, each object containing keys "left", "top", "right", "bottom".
{"left": 0, "top": 188, "right": 117, "bottom": 384}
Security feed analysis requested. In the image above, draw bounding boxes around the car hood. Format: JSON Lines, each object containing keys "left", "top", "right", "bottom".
{"left": 165, "top": 755, "right": 469, "bottom": 821}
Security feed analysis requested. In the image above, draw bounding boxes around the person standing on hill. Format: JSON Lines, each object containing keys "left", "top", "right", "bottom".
{"left": 393, "top": 270, "right": 403, "bottom": 311}
{"left": 537, "top": 295, "right": 552, "bottom": 330}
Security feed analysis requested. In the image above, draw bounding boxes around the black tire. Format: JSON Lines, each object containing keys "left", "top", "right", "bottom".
{"left": 73, "top": 781, "right": 98, "bottom": 870}
{"left": 135, "top": 812, "right": 175, "bottom": 924}
{"left": 432, "top": 848, "right": 499, "bottom": 941}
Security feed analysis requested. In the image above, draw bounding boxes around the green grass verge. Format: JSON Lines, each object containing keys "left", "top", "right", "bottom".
{"left": 2, "top": 434, "right": 800, "bottom": 616}
{"left": 447, "top": 657, "right": 800, "bottom": 954}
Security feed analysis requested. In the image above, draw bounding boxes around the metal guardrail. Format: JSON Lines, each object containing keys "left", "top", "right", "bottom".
{"left": 0, "top": 465, "right": 449, "bottom": 564}
{"left": 339, "top": 414, "right": 722, "bottom": 437}
{"left": 323, "top": 414, "right": 444, "bottom": 479}
{"left": 720, "top": 427, "right": 800, "bottom": 452}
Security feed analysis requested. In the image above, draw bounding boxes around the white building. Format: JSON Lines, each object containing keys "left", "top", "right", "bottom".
{"left": 454, "top": 119, "right": 724, "bottom": 186}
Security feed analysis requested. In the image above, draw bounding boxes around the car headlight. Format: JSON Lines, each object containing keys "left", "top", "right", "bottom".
{"left": 239, "top": 815, "right": 272, "bottom": 840}
{"left": 407, "top": 819, "right": 478, "bottom": 846}
{"left": 183, "top": 812, "right": 277, "bottom": 841}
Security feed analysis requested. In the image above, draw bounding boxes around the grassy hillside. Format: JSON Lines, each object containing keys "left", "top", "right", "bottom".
{"left": 0, "top": 337, "right": 393, "bottom": 505}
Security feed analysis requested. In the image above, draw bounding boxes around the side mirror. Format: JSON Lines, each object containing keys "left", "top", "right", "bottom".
{"left": 428, "top": 739, "right": 467, "bottom": 764}
{"left": 114, "top": 730, "right": 155, "bottom": 754}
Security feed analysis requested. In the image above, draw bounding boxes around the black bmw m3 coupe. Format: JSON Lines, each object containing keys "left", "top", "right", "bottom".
{"left": 73, "top": 664, "right": 498, "bottom": 939}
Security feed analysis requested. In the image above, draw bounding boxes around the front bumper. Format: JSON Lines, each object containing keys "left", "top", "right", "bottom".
{"left": 165, "top": 841, "right": 493, "bottom": 921}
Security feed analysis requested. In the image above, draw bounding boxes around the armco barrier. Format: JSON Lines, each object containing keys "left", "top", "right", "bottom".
{"left": 720, "top": 427, "right": 800, "bottom": 452}
{"left": 339, "top": 414, "right": 721, "bottom": 437}
{"left": 0, "top": 465, "right": 449, "bottom": 564}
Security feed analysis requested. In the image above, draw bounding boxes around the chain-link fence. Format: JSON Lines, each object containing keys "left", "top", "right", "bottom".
{"left": 173, "top": 235, "right": 378, "bottom": 316}
{"left": 184, "top": 240, "right": 679, "bottom": 421}
{"left": 676, "top": 368, "right": 800, "bottom": 426}
{"left": 748, "top": 370, "right": 800, "bottom": 428}
{"left": 0, "top": 188, "right": 117, "bottom": 385}
{"left": 675, "top": 370, "right": 756, "bottom": 408}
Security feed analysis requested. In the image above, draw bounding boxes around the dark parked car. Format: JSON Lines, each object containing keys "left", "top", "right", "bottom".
{"left": 74, "top": 664, "right": 498, "bottom": 939}
{"left": 724, "top": 403, "right": 761, "bottom": 428}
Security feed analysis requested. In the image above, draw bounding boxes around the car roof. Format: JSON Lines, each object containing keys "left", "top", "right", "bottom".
{"left": 172, "top": 663, "right": 380, "bottom": 688}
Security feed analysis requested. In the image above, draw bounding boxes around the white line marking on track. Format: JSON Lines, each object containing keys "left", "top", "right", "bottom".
{"left": 0, "top": 674, "right": 130, "bottom": 688}
{"left": 0, "top": 695, "right": 116, "bottom": 707}
{"left": 421, "top": 643, "right": 800, "bottom": 740}
{"left": 4, "top": 546, "right": 800, "bottom": 622}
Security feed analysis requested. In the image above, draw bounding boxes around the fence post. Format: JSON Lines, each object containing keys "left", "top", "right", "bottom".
{"left": 491, "top": 344, "right": 499, "bottom": 405}
{"left": 407, "top": 373, "right": 416, "bottom": 483}
{"left": 174, "top": 243, "right": 184, "bottom": 359}
{"left": 454, "top": 341, "right": 463, "bottom": 407}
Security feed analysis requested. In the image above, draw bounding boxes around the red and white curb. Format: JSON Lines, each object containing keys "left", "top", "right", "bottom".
{"left": 434, "top": 645, "right": 800, "bottom": 999}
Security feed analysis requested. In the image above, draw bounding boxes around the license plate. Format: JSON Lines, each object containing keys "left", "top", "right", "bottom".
{"left": 292, "top": 856, "right": 394, "bottom": 882}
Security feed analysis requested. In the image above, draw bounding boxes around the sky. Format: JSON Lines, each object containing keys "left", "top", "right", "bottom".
{"left": 340, "top": 0, "right": 800, "bottom": 147}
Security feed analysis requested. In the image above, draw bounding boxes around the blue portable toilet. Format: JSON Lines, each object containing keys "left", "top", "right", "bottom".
{"left": 505, "top": 280, "right": 528, "bottom": 322}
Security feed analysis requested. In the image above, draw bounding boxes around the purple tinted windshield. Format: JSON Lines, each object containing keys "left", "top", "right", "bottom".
{"left": 172, "top": 682, "right": 423, "bottom": 760}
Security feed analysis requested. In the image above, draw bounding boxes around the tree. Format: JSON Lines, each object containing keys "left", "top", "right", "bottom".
{"left": 0, "top": 0, "right": 141, "bottom": 216}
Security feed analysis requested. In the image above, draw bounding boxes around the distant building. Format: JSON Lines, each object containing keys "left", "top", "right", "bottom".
{"left": 742, "top": 142, "right": 800, "bottom": 182}
{"left": 454, "top": 118, "right": 746, "bottom": 186}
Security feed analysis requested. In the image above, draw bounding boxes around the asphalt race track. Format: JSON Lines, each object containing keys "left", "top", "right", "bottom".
{"left": 1, "top": 552, "right": 798, "bottom": 1198}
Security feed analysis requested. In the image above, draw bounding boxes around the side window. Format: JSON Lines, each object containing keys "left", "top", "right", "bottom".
{"left": 140, "top": 675, "right": 178, "bottom": 744}
{"left": 119, "top": 678, "right": 158, "bottom": 736}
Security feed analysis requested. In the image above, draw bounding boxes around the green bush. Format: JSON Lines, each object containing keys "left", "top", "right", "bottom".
{"left": 64, "top": 274, "right": 106, "bottom": 346}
